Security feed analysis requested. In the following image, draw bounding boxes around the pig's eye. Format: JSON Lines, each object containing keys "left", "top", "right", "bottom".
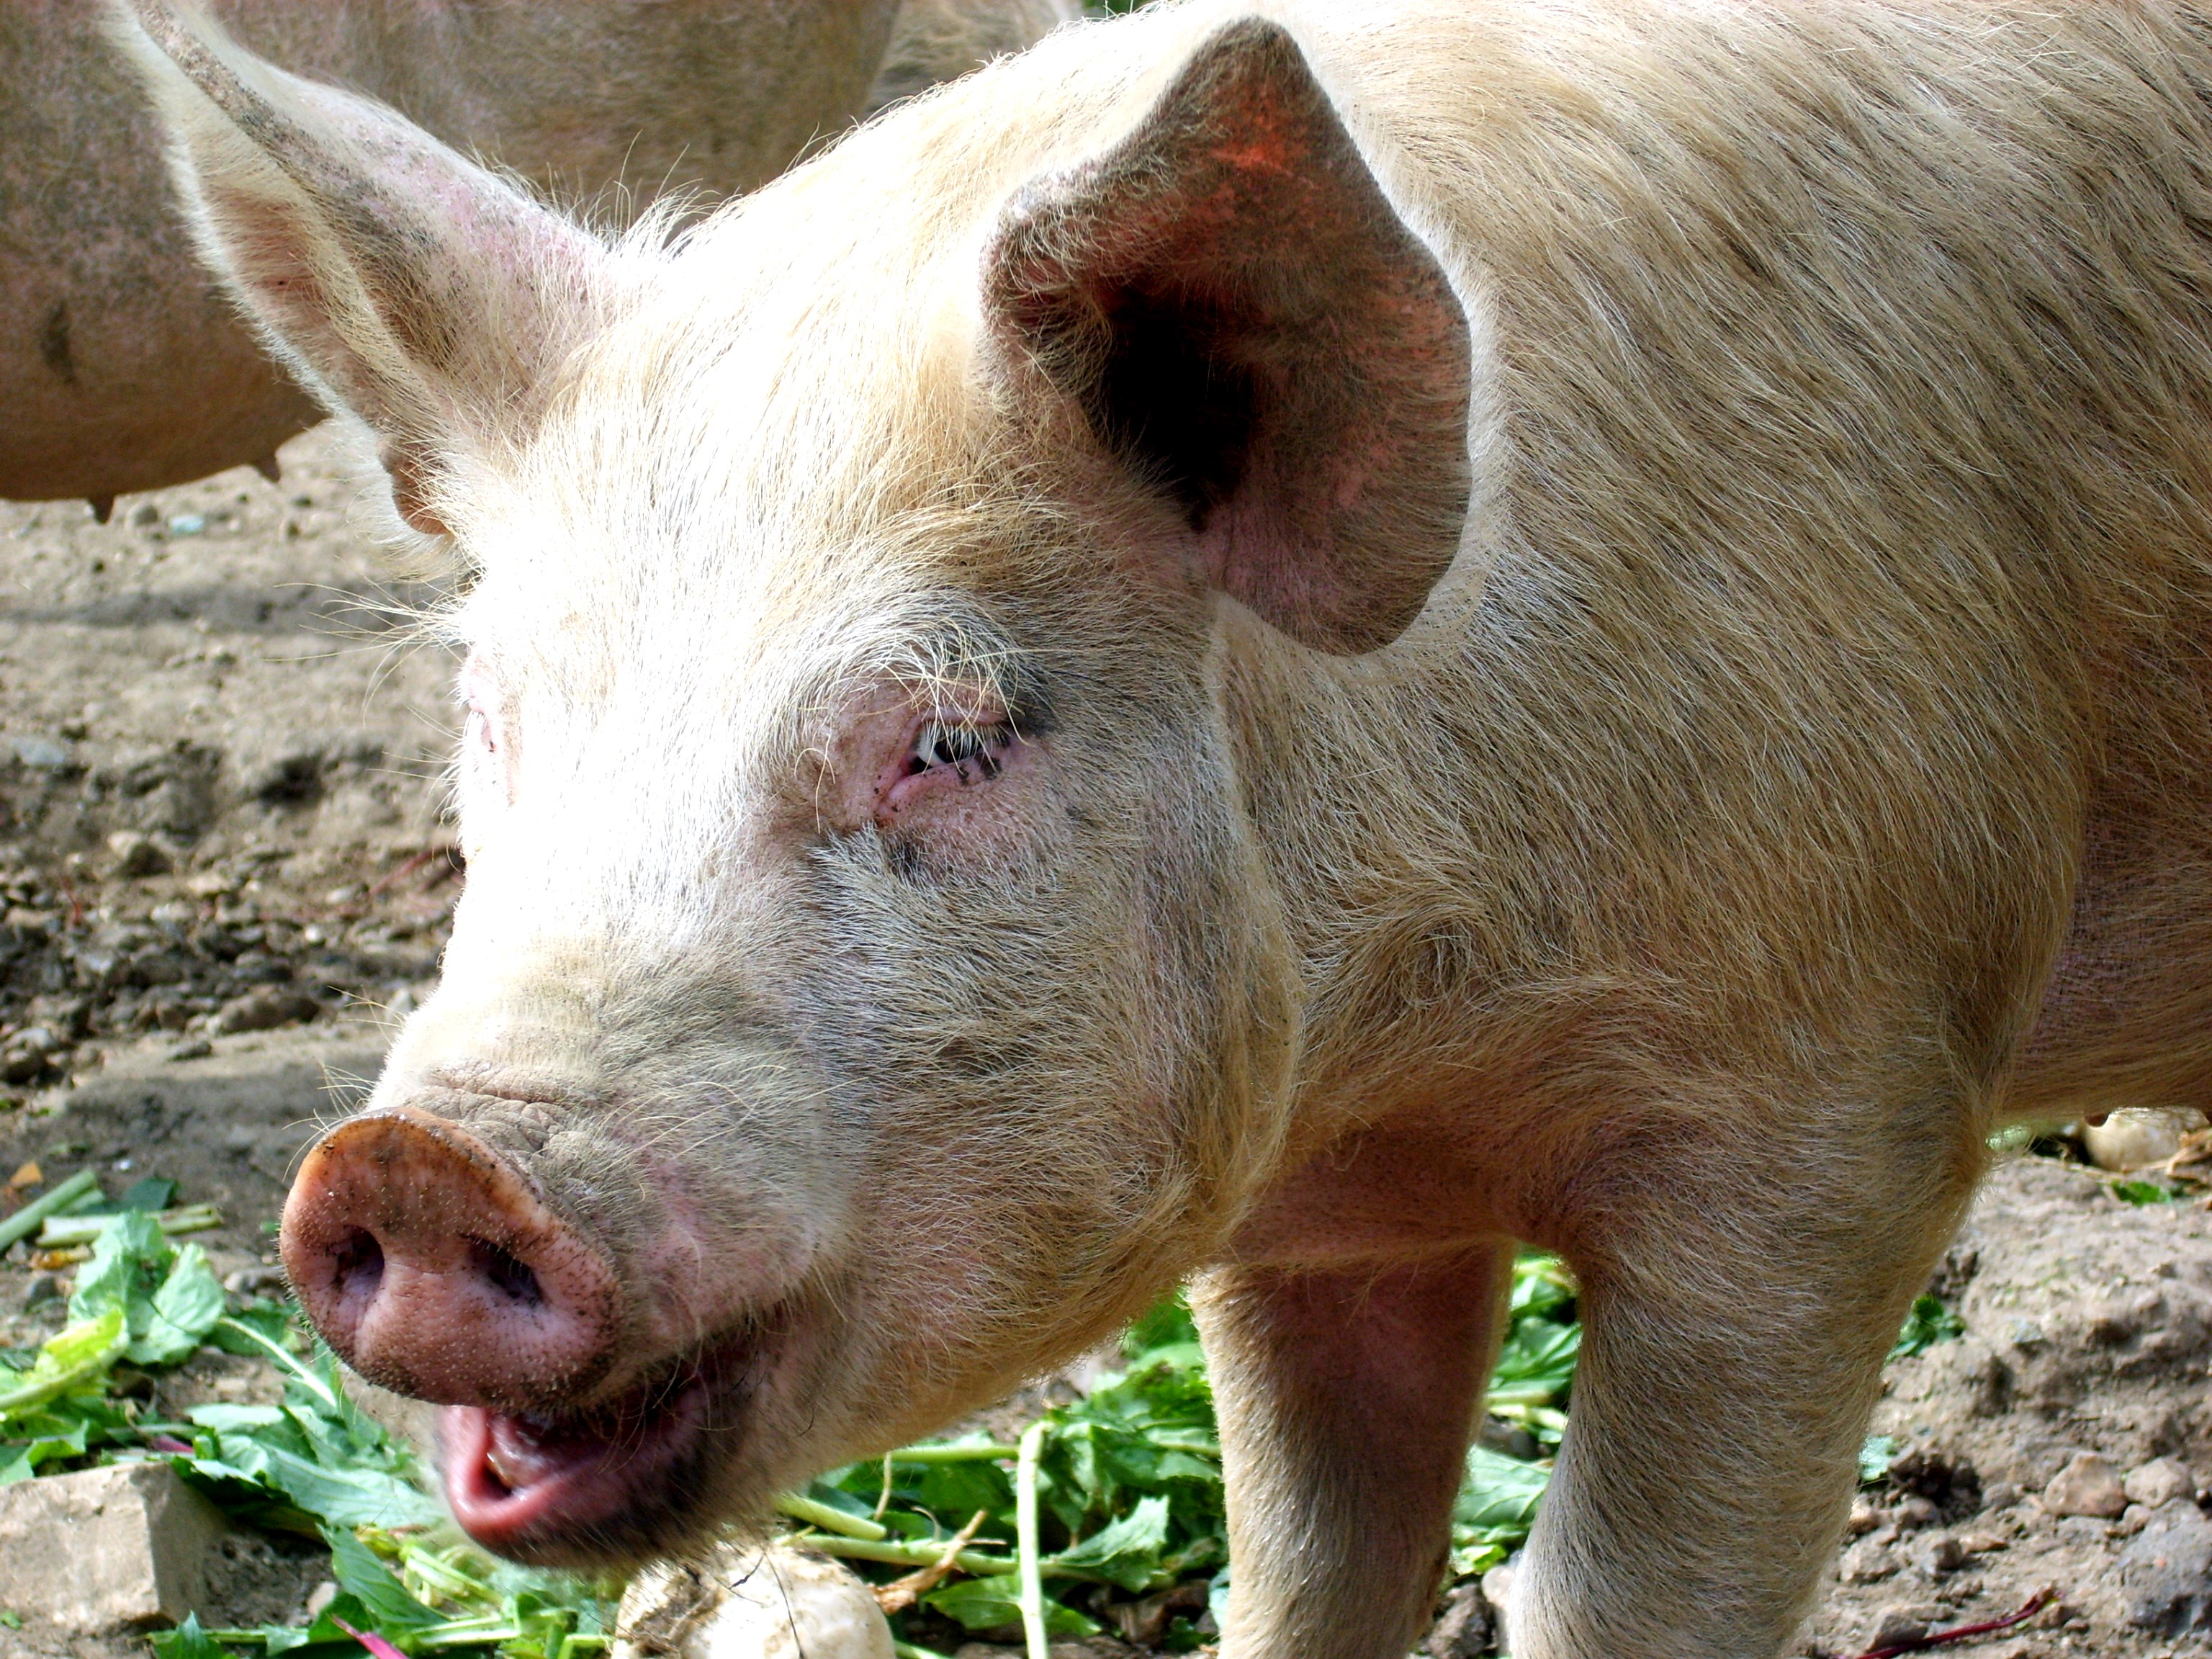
{"left": 464, "top": 703, "right": 497, "bottom": 756}
{"left": 909, "top": 719, "right": 1012, "bottom": 785}
{"left": 456, "top": 655, "right": 516, "bottom": 807}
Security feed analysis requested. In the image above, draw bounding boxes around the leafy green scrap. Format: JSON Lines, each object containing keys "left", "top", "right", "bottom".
{"left": 924, "top": 1575, "right": 1101, "bottom": 1637}
{"left": 2112, "top": 1179, "right": 2187, "bottom": 1206}
{"left": 68, "top": 1212, "right": 227, "bottom": 1366}
{"left": 1890, "top": 1294, "right": 1966, "bottom": 1359}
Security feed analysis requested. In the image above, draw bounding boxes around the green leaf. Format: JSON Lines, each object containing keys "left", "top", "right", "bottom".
{"left": 2113, "top": 1179, "right": 2185, "bottom": 1206}
{"left": 122, "top": 1177, "right": 179, "bottom": 1213}
{"left": 1491, "top": 1317, "right": 1581, "bottom": 1399}
{"left": 1890, "top": 1294, "right": 1966, "bottom": 1359}
{"left": 1045, "top": 1494, "right": 1171, "bottom": 1591}
{"left": 1454, "top": 1446, "right": 1550, "bottom": 1535}
{"left": 66, "top": 1211, "right": 221, "bottom": 1364}
{"left": 210, "top": 1302, "right": 298, "bottom": 1359}
{"left": 135, "top": 1244, "right": 228, "bottom": 1366}
{"left": 323, "top": 1526, "right": 441, "bottom": 1632}
{"left": 189, "top": 1404, "right": 289, "bottom": 1435}
{"left": 69, "top": 1212, "right": 174, "bottom": 1323}
{"left": 184, "top": 1395, "right": 441, "bottom": 1532}
{"left": 1509, "top": 1253, "right": 1577, "bottom": 1321}
{"left": 922, "top": 1575, "right": 1099, "bottom": 1637}
{"left": 150, "top": 1613, "right": 231, "bottom": 1659}
{"left": 1122, "top": 1293, "right": 1200, "bottom": 1363}
{"left": 1859, "top": 1434, "right": 1899, "bottom": 1485}
{"left": 264, "top": 1592, "right": 393, "bottom": 1657}
{"left": 246, "top": 1437, "right": 441, "bottom": 1530}
{"left": 0, "top": 1411, "right": 96, "bottom": 1485}
{"left": 0, "top": 1308, "right": 126, "bottom": 1422}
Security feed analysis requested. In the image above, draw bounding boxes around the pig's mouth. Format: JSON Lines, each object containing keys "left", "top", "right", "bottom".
{"left": 440, "top": 1333, "right": 764, "bottom": 1563}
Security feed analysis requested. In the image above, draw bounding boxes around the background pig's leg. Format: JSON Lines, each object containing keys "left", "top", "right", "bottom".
{"left": 1509, "top": 1121, "right": 1981, "bottom": 1658}
{"left": 1192, "top": 1245, "right": 1514, "bottom": 1659}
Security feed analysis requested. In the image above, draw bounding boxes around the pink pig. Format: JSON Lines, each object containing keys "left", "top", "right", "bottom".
{"left": 117, "top": 0, "right": 2212, "bottom": 1655}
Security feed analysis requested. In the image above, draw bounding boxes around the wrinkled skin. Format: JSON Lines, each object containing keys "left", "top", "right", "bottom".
{"left": 1, "top": 0, "right": 1071, "bottom": 505}
{"left": 120, "top": 1, "right": 2212, "bottom": 1656}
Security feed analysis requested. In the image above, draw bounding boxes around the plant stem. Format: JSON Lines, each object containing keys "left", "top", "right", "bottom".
{"left": 775, "top": 1494, "right": 889, "bottom": 1540}
{"left": 790, "top": 1533, "right": 1015, "bottom": 1576}
{"left": 37, "top": 1204, "right": 222, "bottom": 1247}
{"left": 0, "top": 1168, "right": 99, "bottom": 1256}
{"left": 212, "top": 1316, "right": 338, "bottom": 1411}
{"left": 417, "top": 1626, "right": 524, "bottom": 1649}
{"left": 1016, "top": 1420, "right": 1048, "bottom": 1659}
{"left": 886, "top": 1443, "right": 1022, "bottom": 1464}
{"left": 875, "top": 1510, "right": 989, "bottom": 1614}
{"left": 893, "top": 1644, "right": 956, "bottom": 1659}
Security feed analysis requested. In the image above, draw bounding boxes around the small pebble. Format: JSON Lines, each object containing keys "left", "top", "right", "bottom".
{"left": 1866, "top": 1603, "right": 1941, "bottom": 1649}
{"left": 2124, "top": 1457, "right": 2197, "bottom": 1510}
{"left": 2044, "top": 1451, "right": 2128, "bottom": 1519}
{"left": 1917, "top": 1534, "right": 1966, "bottom": 1575}
{"left": 1895, "top": 1496, "right": 1941, "bottom": 1529}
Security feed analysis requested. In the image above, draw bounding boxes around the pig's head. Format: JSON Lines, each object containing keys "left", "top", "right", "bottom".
{"left": 115, "top": 0, "right": 1473, "bottom": 1564}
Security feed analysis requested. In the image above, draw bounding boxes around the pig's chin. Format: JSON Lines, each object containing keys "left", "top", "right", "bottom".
{"left": 439, "top": 1349, "right": 746, "bottom": 1563}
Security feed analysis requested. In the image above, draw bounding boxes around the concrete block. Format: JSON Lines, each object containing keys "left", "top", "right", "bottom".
{"left": 0, "top": 1461, "right": 233, "bottom": 1632}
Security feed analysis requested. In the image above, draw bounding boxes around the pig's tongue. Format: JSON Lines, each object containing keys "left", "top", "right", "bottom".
{"left": 485, "top": 1413, "right": 583, "bottom": 1491}
{"left": 442, "top": 1387, "right": 709, "bottom": 1553}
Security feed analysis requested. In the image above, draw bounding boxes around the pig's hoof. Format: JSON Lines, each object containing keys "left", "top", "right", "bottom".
{"left": 616, "top": 1544, "right": 893, "bottom": 1659}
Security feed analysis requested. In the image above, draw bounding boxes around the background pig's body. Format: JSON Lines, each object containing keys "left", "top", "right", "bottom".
{"left": 1, "top": 0, "right": 1069, "bottom": 505}
{"left": 117, "top": 0, "right": 2212, "bottom": 1655}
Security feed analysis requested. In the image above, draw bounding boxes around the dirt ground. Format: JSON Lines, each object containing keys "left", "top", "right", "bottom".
{"left": 5, "top": 433, "right": 2212, "bottom": 1657}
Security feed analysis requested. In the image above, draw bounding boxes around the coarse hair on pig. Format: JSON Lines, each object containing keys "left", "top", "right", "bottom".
{"left": 115, "top": 0, "right": 2212, "bottom": 1653}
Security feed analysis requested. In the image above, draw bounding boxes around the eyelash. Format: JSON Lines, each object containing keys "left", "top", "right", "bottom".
{"left": 911, "top": 719, "right": 1012, "bottom": 781}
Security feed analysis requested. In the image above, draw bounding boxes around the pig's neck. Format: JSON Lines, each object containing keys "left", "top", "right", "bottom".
{"left": 1216, "top": 580, "right": 1653, "bottom": 1258}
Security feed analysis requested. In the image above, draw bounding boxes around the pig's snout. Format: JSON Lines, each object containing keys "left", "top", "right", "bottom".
{"left": 282, "top": 1108, "right": 621, "bottom": 1413}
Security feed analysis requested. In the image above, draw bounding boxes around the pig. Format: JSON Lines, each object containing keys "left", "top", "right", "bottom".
{"left": 113, "top": 0, "right": 2212, "bottom": 1655}
{"left": 4, "top": 0, "right": 1071, "bottom": 510}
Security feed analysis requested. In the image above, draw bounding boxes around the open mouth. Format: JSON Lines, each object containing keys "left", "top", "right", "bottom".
{"left": 441, "top": 1349, "right": 745, "bottom": 1560}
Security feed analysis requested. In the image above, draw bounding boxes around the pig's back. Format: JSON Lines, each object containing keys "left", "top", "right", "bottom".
{"left": 1291, "top": 0, "right": 2212, "bottom": 1115}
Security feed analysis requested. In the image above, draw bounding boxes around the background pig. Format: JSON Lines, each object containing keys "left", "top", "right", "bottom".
{"left": 3, "top": 0, "right": 1071, "bottom": 510}
{"left": 116, "top": 0, "right": 2212, "bottom": 1656}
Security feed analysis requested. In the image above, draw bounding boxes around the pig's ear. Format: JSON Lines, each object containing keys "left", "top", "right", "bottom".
{"left": 109, "top": 0, "right": 610, "bottom": 534}
{"left": 984, "top": 18, "right": 1471, "bottom": 653}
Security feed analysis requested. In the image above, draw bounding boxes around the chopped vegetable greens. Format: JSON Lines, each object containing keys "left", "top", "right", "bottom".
{"left": 1, "top": 1174, "right": 1969, "bottom": 1657}
{"left": 794, "top": 1251, "right": 1584, "bottom": 1646}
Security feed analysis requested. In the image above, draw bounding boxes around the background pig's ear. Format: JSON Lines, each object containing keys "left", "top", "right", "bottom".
{"left": 984, "top": 18, "right": 1471, "bottom": 654}
{"left": 110, "top": 0, "right": 611, "bottom": 534}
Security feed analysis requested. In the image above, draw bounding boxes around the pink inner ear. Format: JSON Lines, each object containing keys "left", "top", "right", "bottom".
{"left": 984, "top": 17, "right": 1472, "bottom": 655}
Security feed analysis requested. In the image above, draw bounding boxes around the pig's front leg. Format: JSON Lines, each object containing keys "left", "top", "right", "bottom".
{"left": 1192, "top": 1245, "right": 1516, "bottom": 1659}
{"left": 1511, "top": 1142, "right": 1977, "bottom": 1658}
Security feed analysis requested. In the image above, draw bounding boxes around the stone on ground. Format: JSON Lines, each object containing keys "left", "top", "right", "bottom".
{"left": 0, "top": 1462, "right": 233, "bottom": 1632}
{"left": 2041, "top": 1451, "right": 2127, "bottom": 1519}
{"left": 616, "top": 1545, "right": 893, "bottom": 1659}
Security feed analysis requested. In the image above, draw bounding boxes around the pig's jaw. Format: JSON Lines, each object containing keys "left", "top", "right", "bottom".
{"left": 437, "top": 1321, "right": 776, "bottom": 1563}
{"left": 441, "top": 1388, "right": 711, "bottom": 1559}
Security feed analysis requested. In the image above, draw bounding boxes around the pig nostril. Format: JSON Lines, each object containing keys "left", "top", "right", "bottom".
{"left": 469, "top": 1237, "right": 544, "bottom": 1306}
{"left": 331, "top": 1228, "right": 384, "bottom": 1302}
